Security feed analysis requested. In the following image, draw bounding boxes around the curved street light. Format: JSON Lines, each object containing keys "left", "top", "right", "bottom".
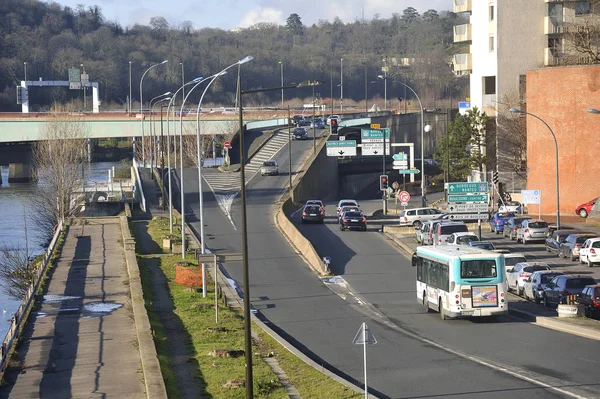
{"left": 150, "top": 92, "right": 172, "bottom": 170}
{"left": 139, "top": 60, "right": 168, "bottom": 165}
{"left": 510, "top": 108, "right": 560, "bottom": 229}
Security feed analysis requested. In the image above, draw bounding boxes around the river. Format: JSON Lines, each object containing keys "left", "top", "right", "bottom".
{"left": 0, "top": 161, "right": 123, "bottom": 339}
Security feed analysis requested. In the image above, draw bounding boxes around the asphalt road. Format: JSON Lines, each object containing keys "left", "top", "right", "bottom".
{"left": 171, "top": 131, "right": 597, "bottom": 398}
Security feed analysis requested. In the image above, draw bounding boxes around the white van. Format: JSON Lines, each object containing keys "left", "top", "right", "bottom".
{"left": 433, "top": 222, "right": 468, "bottom": 246}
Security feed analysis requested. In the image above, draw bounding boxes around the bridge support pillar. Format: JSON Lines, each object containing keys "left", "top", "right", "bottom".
{"left": 8, "top": 163, "right": 31, "bottom": 183}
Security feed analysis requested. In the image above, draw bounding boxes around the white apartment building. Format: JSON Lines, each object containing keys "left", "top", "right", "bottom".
{"left": 452, "top": 0, "right": 592, "bottom": 184}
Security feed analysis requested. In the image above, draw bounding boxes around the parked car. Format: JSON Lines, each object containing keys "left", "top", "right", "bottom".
{"left": 433, "top": 222, "right": 468, "bottom": 246}
{"left": 516, "top": 219, "right": 549, "bottom": 244}
{"left": 417, "top": 220, "right": 445, "bottom": 245}
{"left": 543, "top": 275, "right": 598, "bottom": 307}
{"left": 503, "top": 216, "right": 532, "bottom": 240}
{"left": 523, "top": 270, "right": 565, "bottom": 304}
{"left": 575, "top": 197, "right": 598, "bottom": 218}
{"left": 445, "top": 232, "right": 480, "bottom": 245}
{"left": 559, "top": 233, "right": 598, "bottom": 260}
{"left": 578, "top": 284, "right": 600, "bottom": 318}
{"left": 469, "top": 241, "right": 496, "bottom": 251}
{"left": 301, "top": 204, "right": 325, "bottom": 224}
{"left": 545, "top": 230, "right": 573, "bottom": 255}
{"left": 498, "top": 201, "right": 523, "bottom": 214}
{"left": 489, "top": 212, "right": 515, "bottom": 234}
{"left": 260, "top": 160, "right": 278, "bottom": 176}
{"left": 398, "top": 207, "right": 443, "bottom": 227}
{"left": 415, "top": 221, "right": 430, "bottom": 244}
{"left": 336, "top": 199, "right": 359, "bottom": 217}
{"left": 579, "top": 237, "right": 600, "bottom": 267}
{"left": 292, "top": 127, "right": 308, "bottom": 140}
{"left": 506, "top": 262, "right": 551, "bottom": 296}
{"left": 339, "top": 210, "right": 367, "bottom": 231}
{"left": 503, "top": 253, "right": 528, "bottom": 274}
{"left": 305, "top": 199, "right": 325, "bottom": 210}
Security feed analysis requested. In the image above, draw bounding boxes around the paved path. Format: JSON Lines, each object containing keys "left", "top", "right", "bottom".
{"left": 0, "top": 218, "right": 146, "bottom": 399}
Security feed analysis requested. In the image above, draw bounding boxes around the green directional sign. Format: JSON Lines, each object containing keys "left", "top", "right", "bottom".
{"left": 448, "top": 194, "right": 489, "bottom": 203}
{"left": 361, "top": 129, "right": 390, "bottom": 139}
{"left": 447, "top": 181, "right": 488, "bottom": 194}
{"left": 327, "top": 140, "right": 356, "bottom": 147}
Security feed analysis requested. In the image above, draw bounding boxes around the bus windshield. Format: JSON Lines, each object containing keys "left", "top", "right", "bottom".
{"left": 461, "top": 260, "right": 497, "bottom": 278}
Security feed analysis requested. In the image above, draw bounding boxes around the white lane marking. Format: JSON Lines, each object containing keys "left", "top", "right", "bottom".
{"left": 291, "top": 207, "right": 303, "bottom": 217}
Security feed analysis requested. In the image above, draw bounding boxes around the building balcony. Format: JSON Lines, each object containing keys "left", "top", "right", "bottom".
{"left": 453, "top": 53, "right": 472, "bottom": 75}
{"left": 453, "top": 0, "right": 472, "bottom": 13}
{"left": 454, "top": 24, "right": 472, "bottom": 43}
{"left": 544, "top": 16, "right": 571, "bottom": 34}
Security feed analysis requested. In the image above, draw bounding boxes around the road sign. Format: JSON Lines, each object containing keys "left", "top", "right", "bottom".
{"left": 69, "top": 82, "right": 81, "bottom": 90}
{"left": 392, "top": 153, "right": 407, "bottom": 161}
{"left": 370, "top": 123, "right": 381, "bottom": 129}
{"left": 81, "top": 73, "right": 89, "bottom": 85}
{"left": 448, "top": 194, "right": 489, "bottom": 203}
{"left": 224, "top": 141, "right": 231, "bottom": 149}
{"left": 447, "top": 203, "right": 489, "bottom": 213}
{"left": 521, "top": 189, "right": 541, "bottom": 205}
{"left": 352, "top": 322, "right": 377, "bottom": 345}
{"left": 394, "top": 168, "right": 420, "bottom": 174}
{"left": 446, "top": 213, "right": 487, "bottom": 220}
{"left": 361, "top": 128, "right": 390, "bottom": 140}
{"left": 326, "top": 140, "right": 357, "bottom": 157}
{"left": 339, "top": 136, "right": 345, "bottom": 141}
{"left": 362, "top": 142, "right": 390, "bottom": 156}
{"left": 398, "top": 191, "right": 410, "bottom": 203}
{"left": 68, "top": 68, "right": 81, "bottom": 82}
{"left": 392, "top": 160, "right": 408, "bottom": 165}
{"left": 447, "top": 182, "right": 489, "bottom": 194}
{"left": 196, "top": 252, "right": 243, "bottom": 263}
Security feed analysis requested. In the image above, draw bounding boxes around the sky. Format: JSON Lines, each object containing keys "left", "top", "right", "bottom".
{"left": 49, "top": 0, "right": 450, "bottom": 31}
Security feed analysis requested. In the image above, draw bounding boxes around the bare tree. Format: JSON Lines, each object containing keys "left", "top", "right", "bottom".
{"left": 32, "top": 110, "right": 89, "bottom": 228}
{"left": 496, "top": 91, "right": 527, "bottom": 179}
{"left": 0, "top": 247, "right": 38, "bottom": 300}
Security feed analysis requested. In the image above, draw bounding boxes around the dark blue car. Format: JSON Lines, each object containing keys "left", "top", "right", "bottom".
{"left": 489, "top": 212, "right": 515, "bottom": 234}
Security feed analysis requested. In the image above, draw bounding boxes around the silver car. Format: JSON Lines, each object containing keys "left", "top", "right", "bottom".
{"left": 260, "top": 160, "right": 278, "bottom": 176}
{"left": 523, "top": 270, "right": 565, "bottom": 303}
{"left": 516, "top": 219, "right": 549, "bottom": 244}
{"left": 506, "top": 262, "right": 551, "bottom": 296}
{"left": 398, "top": 207, "right": 443, "bottom": 227}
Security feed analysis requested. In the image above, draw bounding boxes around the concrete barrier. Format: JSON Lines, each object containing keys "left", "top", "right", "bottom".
{"left": 275, "top": 198, "right": 328, "bottom": 275}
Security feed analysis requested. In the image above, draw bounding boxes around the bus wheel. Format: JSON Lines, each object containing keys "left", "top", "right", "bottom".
{"left": 439, "top": 299, "right": 447, "bottom": 320}
{"left": 423, "top": 292, "right": 432, "bottom": 313}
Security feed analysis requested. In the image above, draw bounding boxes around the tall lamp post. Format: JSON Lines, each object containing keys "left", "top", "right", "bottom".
{"left": 150, "top": 92, "right": 172, "bottom": 170}
{"left": 396, "top": 81, "right": 426, "bottom": 206}
{"left": 238, "top": 78, "right": 322, "bottom": 398}
{"left": 340, "top": 58, "right": 343, "bottom": 113}
{"left": 511, "top": 108, "right": 560, "bottom": 229}
{"left": 140, "top": 60, "right": 168, "bottom": 164}
{"left": 377, "top": 74, "right": 387, "bottom": 112}
{"left": 151, "top": 97, "right": 171, "bottom": 172}
{"left": 364, "top": 62, "right": 368, "bottom": 114}
{"left": 279, "top": 61, "right": 284, "bottom": 109}
{"left": 128, "top": 61, "right": 132, "bottom": 115}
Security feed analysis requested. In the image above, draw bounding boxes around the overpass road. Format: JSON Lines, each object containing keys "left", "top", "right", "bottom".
{"left": 165, "top": 129, "right": 592, "bottom": 398}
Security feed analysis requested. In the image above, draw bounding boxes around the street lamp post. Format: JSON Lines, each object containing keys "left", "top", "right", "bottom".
{"left": 238, "top": 79, "right": 323, "bottom": 398}
{"left": 128, "top": 61, "right": 132, "bottom": 115}
{"left": 150, "top": 92, "right": 172, "bottom": 171}
{"left": 340, "top": 58, "right": 343, "bottom": 114}
{"left": 140, "top": 60, "right": 168, "bottom": 165}
{"left": 24, "top": 62, "right": 27, "bottom": 82}
{"left": 364, "top": 62, "right": 368, "bottom": 114}
{"left": 378, "top": 74, "right": 387, "bottom": 112}
{"left": 511, "top": 108, "right": 560, "bottom": 229}
{"left": 279, "top": 61, "right": 284, "bottom": 109}
{"left": 288, "top": 106, "right": 292, "bottom": 199}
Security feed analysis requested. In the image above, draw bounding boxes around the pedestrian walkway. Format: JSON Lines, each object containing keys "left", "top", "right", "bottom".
{"left": 0, "top": 218, "right": 146, "bottom": 398}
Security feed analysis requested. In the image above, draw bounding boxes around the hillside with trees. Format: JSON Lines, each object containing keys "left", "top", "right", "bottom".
{"left": 0, "top": 0, "right": 468, "bottom": 111}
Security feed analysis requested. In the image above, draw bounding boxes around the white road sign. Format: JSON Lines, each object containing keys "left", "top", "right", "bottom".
{"left": 392, "top": 160, "right": 408, "bottom": 167}
{"left": 447, "top": 213, "right": 487, "bottom": 220}
{"left": 521, "top": 189, "right": 541, "bottom": 205}
{"left": 447, "top": 203, "right": 489, "bottom": 213}
{"left": 326, "top": 140, "right": 356, "bottom": 157}
{"left": 362, "top": 142, "right": 390, "bottom": 156}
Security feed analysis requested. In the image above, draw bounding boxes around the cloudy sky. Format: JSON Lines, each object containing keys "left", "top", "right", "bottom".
{"left": 49, "top": 0, "right": 450, "bottom": 30}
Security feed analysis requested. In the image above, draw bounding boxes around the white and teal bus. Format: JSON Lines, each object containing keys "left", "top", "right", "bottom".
{"left": 412, "top": 246, "right": 508, "bottom": 319}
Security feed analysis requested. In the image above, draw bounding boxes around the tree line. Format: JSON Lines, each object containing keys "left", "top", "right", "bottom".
{"left": 0, "top": 0, "right": 468, "bottom": 111}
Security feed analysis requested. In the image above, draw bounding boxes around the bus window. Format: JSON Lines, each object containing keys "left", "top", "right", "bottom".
{"left": 461, "top": 260, "right": 497, "bottom": 278}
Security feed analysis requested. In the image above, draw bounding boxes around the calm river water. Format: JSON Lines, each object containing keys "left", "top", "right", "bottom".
{"left": 0, "top": 161, "right": 123, "bottom": 339}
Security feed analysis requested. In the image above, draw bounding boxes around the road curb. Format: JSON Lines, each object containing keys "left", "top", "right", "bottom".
{"left": 508, "top": 307, "right": 600, "bottom": 341}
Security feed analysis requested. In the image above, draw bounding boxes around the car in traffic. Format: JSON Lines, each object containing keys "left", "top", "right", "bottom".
{"left": 398, "top": 207, "right": 443, "bottom": 227}
{"left": 506, "top": 262, "right": 551, "bottom": 296}
{"left": 559, "top": 233, "right": 597, "bottom": 260}
{"left": 339, "top": 210, "right": 367, "bottom": 231}
{"left": 310, "top": 118, "right": 325, "bottom": 129}
{"left": 489, "top": 212, "right": 515, "bottom": 234}
{"left": 503, "top": 216, "right": 532, "bottom": 240}
{"left": 291, "top": 115, "right": 306, "bottom": 126}
{"left": 498, "top": 201, "right": 523, "bottom": 214}
{"left": 292, "top": 127, "right": 308, "bottom": 140}
{"left": 301, "top": 204, "right": 325, "bottom": 224}
{"left": 579, "top": 237, "right": 600, "bottom": 267}
{"left": 338, "top": 206, "right": 360, "bottom": 221}
{"left": 543, "top": 275, "right": 598, "bottom": 307}
{"left": 503, "top": 253, "right": 528, "bottom": 274}
{"left": 306, "top": 199, "right": 325, "bottom": 210}
{"left": 545, "top": 230, "right": 572, "bottom": 255}
{"left": 575, "top": 197, "right": 598, "bottom": 218}
{"left": 578, "top": 284, "right": 600, "bottom": 319}
{"left": 523, "top": 270, "right": 565, "bottom": 304}
{"left": 336, "top": 199, "right": 359, "bottom": 217}
{"left": 433, "top": 222, "right": 468, "bottom": 246}
{"left": 469, "top": 241, "right": 496, "bottom": 251}
{"left": 516, "top": 219, "right": 549, "bottom": 244}
{"left": 260, "top": 160, "right": 278, "bottom": 176}
{"left": 445, "top": 232, "right": 479, "bottom": 245}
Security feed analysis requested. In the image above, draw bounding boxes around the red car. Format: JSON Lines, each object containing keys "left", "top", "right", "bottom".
{"left": 575, "top": 197, "right": 598, "bottom": 218}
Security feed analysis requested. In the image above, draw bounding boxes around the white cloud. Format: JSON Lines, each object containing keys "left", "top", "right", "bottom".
{"left": 238, "top": 7, "right": 283, "bottom": 28}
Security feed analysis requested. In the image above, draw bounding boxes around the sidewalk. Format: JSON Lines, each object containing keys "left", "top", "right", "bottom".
{"left": 383, "top": 223, "right": 600, "bottom": 342}
{"left": 0, "top": 218, "right": 146, "bottom": 398}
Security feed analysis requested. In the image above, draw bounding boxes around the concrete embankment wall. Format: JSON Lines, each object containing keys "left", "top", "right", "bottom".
{"left": 291, "top": 142, "right": 339, "bottom": 202}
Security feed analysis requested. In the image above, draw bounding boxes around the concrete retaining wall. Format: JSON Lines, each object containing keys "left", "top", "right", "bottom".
{"left": 291, "top": 143, "right": 339, "bottom": 202}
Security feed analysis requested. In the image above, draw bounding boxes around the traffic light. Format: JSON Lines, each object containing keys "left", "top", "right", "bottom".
{"left": 379, "top": 174, "right": 389, "bottom": 191}
{"left": 331, "top": 118, "right": 338, "bottom": 134}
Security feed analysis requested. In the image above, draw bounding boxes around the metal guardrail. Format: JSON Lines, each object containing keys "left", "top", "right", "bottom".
{"left": 0, "top": 221, "right": 64, "bottom": 379}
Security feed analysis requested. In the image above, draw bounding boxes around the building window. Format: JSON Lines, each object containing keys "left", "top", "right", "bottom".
{"left": 489, "top": 4, "right": 495, "bottom": 21}
{"left": 484, "top": 76, "right": 496, "bottom": 95}
{"left": 576, "top": 1, "right": 590, "bottom": 16}
{"left": 489, "top": 35, "right": 495, "bottom": 52}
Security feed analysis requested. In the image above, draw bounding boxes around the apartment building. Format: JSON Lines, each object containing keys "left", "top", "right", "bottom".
{"left": 452, "top": 0, "right": 592, "bottom": 186}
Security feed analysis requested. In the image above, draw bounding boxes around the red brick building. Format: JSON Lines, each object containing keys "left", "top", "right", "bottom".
{"left": 525, "top": 65, "right": 600, "bottom": 216}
